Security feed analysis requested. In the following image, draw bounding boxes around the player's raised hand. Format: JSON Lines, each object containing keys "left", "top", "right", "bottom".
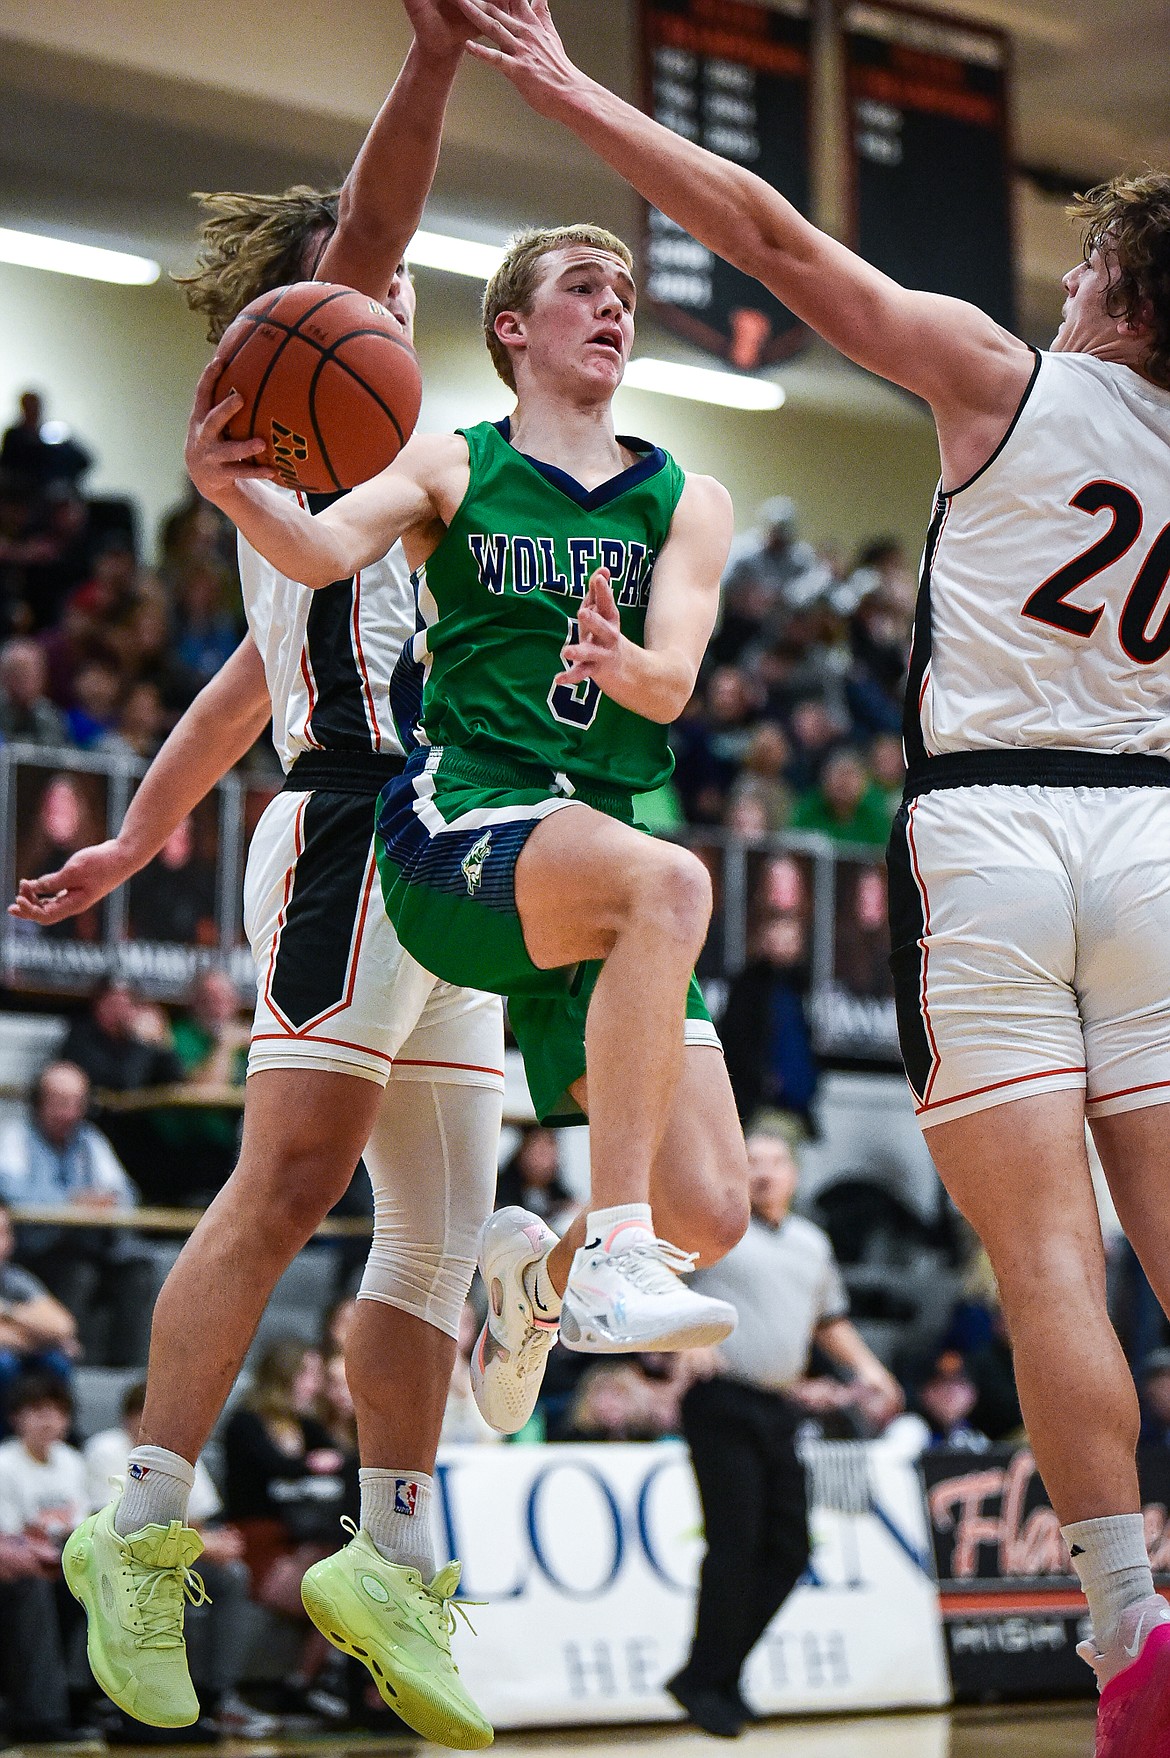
{"left": 185, "top": 357, "right": 277, "bottom": 504}
{"left": 401, "top": 0, "right": 478, "bottom": 58}
{"left": 557, "top": 568, "right": 624, "bottom": 692}
{"left": 452, "top": 0, "right": 577, "bottom": 115}
{"left": 9, "top": 841, "right": 135, "bottom": 927}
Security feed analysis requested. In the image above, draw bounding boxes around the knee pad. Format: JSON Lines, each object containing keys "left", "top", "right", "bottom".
{"left": 357, "top": 1078, "right": 501, "bottom": 1339}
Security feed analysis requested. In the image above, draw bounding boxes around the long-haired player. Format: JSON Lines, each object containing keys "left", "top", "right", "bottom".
{"left": 13, "top": 6, "right": 500, "bottom": 1745}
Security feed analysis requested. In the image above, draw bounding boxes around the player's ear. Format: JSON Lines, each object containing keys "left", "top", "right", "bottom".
{"left": 494, "top": 309, "right": 527, "bottom": 359}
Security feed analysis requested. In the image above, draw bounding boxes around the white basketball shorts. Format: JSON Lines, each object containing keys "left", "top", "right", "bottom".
{"left": 243, "top": 788, "right": 504, "bottom": 1091}
{"left": 887, "top": 782, "right": 1170, "bottom": 1129}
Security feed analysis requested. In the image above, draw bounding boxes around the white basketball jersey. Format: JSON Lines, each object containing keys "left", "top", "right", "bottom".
{"left": 911, "top": 351, "right": 1170, "bottom": 763}
{"left": 238, "top": 488, "right": 414, "bottom": 771}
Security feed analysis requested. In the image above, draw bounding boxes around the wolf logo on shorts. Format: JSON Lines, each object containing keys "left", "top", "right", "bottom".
{"left": 461, "top": 832, "right": 492, "bottom": 895}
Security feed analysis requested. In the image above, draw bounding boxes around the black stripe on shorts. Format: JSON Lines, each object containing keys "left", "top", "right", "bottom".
{"left": 885, "top": 803, "right": 933, "bottom": 1105}
{"left": 269, "top": 791, "right": 376, "bottom": 1029}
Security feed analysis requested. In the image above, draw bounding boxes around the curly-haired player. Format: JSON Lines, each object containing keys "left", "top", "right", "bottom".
{"left": 14, "top": 6, "right": 503, "bottom": 1746}
{"left": 454, "top": 2, "right": 1170, "bottom": 1750}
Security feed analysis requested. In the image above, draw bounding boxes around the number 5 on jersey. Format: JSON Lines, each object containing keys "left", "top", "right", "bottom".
{"left": 549, "top": 615, "right": 602, "bottom": 728}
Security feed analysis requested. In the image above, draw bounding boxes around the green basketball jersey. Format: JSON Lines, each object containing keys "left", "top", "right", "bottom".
{"left": 412, "top": 418, "right": 686, "bottom": 794}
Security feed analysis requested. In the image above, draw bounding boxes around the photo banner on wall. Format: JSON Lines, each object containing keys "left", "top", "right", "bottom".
{"left": 640, "top": 0, "right": 813, "bottom": 368}
{"left": 435, "top": 1437, "right": 948, "bottom": 1727}
{"left": 923, "top": 1444, "right": 1170, "bottom": 1701}
{"left": 843, "top": 3, "right": 1015, "bottom": 329}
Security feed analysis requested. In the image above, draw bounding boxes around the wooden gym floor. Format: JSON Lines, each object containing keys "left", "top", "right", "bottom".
{"left": 15, "top": 1706, "right": 1099, "bottom": 1758}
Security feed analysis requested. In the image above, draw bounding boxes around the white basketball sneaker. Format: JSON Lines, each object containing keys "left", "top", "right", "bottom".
{"left": 559, "top": 1232, "right": 737, "bottom": 1354}
{"left": 471, "top": 1207, "right": 560, "bottom": 1434}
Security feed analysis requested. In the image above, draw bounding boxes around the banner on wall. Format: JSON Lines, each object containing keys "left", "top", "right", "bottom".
{"left": 434, "top": 1438, "right": 948, "bottom": 1728}
{"left": 923, "top": 1444, "right": 1170, "bottom": 1701}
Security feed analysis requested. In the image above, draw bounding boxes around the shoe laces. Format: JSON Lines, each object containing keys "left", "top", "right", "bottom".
{"left": 339, "top": 1520, "right": 482, "bottom": 1651}
{"left": 124, "top": 1542, "right": 208, "bottom": 1650}
{"left": 612, "top": 1237, "right": 697, "bottom": 1295}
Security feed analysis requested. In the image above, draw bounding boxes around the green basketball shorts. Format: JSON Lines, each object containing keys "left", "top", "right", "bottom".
{"left": 374, "top": 744, "right": 719, "bottom": 1123}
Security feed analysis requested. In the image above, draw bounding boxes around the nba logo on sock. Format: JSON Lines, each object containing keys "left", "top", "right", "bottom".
{"left": 393, "top": 1480, "right": 419, "bottom": 1517}
{"left": 128, "top": 1463, "right": 150, "bottom": 1480}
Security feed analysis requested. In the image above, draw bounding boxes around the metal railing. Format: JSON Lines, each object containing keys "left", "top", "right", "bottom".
{"left": 1, "top": 743, "right": 899, "bottom": 1059}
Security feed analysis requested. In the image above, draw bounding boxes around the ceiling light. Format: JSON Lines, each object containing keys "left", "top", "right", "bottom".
{"left": 406, "top": 229, "right": 506, "bottom": 279}
{"left": 622, "top": 356, "right": 785, "bottom": 410}
{"left": 0, "top": 227, "right": 160, "bottom": 286}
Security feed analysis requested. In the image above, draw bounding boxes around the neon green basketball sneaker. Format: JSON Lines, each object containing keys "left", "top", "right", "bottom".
{"left": 301, "top": 1522, "right": 493, "bottom": 1749}
{"left": 62, "top": 1503, "right": 206, "bottom": 1727}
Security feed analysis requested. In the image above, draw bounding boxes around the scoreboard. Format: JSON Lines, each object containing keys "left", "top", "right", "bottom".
{"left": 641, "top": 0, "right": 813, "bottom": 367}
{"left": 844, "top": 2, "right": 1015, "bottom": 329}
{"left": 639, "top": 0, "right": 1016, "bottom": 364}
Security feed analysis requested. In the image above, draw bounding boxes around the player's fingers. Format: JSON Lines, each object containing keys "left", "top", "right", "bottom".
{"left": 590, "top": 568, "right": 618, "bottom": 617}
{"left": 203, "top": 389, "right": 244, "bottom": 438}
{"left": 218, "top": 437, "right": 267, "bottom": 462}
{"left": 453, "top": 0, "right": 520, "bottom": 49}
{"left": 18, "top": 870, "right": 66, "bottom": 899}
{"left": 191, "top": 356, "right": 222, "bottom": 418}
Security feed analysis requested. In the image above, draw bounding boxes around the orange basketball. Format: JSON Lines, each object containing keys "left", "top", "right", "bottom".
{"left": 210, "top": 281, "right": 422, "bottom": 494}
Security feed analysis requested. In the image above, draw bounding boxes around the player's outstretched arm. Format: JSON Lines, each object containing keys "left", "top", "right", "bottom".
{"left": 456, "top": 0, "right": 1032, "bottom": 420}
{"left": 317, "top": 0, "right": 475, "bottom": 294}
{"left": 557, "top": 473, "right": 732, "bottom": 723}
{"left": 184, "top": 361, "right": 452, "bottom": 587}
{"left": 9, "top": 638, "right": 271, "bottom": 927}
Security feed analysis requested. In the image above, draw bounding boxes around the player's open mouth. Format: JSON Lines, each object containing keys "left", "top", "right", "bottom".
{"left": 587, "top": 329, "right": 623, "bottom": 356}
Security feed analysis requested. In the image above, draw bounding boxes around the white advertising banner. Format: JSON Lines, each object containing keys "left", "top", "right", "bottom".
{"left": 433, "top": 1437, "right": 949, "bottom": 1728}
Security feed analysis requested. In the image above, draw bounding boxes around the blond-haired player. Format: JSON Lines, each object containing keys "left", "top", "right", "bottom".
{"left": 456, "top": 2, "right": 1170, "bottom": 1750}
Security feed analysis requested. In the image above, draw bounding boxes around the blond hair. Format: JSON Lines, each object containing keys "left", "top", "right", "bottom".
{"left": 1068, "top": 171, "right": 1170, "bottom": 389}
{"left": 174, "top": 186, "right": 341, "bottom": 342}
{"left": 482, "top": 223, "right": 635, "bottom": 389}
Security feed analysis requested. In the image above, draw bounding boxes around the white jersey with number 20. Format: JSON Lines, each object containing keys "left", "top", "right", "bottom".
{"left": 917, "top": 350, "right": 1170, "bottom": 759}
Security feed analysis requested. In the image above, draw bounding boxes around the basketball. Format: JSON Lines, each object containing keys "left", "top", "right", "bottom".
{"left": 209, "top": 281, "right": 422, "bottom": 493}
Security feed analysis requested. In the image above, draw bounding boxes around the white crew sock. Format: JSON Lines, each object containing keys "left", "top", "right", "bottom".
{"left": 1062, "top": 1514, "right": 1155, "bottom": 1649}
{"left": 114, "top": 1446, "right": 196, "bottom": 1535}
{"left": 585, "top": 1202, "right": 654, "bottom": 1254}
{"left": 523, "top": 1246, "right": 563, "bottom": 1319}
{"left": 360, "top": 1468, "right": 437, "bottom": 1578}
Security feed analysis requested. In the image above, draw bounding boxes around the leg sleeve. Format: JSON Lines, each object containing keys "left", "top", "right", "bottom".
{"left": 358, "top": 1077, "right": 502, "bottom": 1340}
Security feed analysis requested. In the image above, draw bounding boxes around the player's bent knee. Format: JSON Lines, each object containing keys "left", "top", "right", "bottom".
{"left": 626, "top": 845, "right": 712, "bottom": 947}
{"left": 357, "top": 1245, "right": 476, "bottom": 1340}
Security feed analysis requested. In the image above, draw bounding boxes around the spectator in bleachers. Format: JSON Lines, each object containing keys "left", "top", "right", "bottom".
{"left": 171, "top": 560, "right": 241, "bottom": 686}
{"left": 784, "top": 693, "right": 844, "bottom": 791}
{"left": 84, "top": 1380, "right": 278, "bottom": 1740}
{"left": 127, "top": 813, "right": 218, "bottom": 944}
{"left": 562, "top": 1362, "right": 673, "bottom": 1442}
{"left": 868, "top": 730, "right": 906, "bottom": 823}
{"left": 0, "top": 393, "right": 92, "bottom": 496}
{"left": 721, "top": 497, "right": 832, "bottom": 629}
{"left": 0, "top": 636, "right": 68, "bottom": 747}
{"left": 98, "top": 678, "right": 166, "bottom": 760}
{"left": 0, "top": 1374, "right": 81, "bottom": 1742}
{"left": 495, "top": 1127, "right": 577, "bottom": 1236}
{"left": 668, "top": 1128, "right": 902, "bottom": 1736}
{"left": 790, "top": 745, "right": 892, "bottom": 847}
{"left": 0, "top": 1061, "right": 154, "bottom": 1366}
{"left": 900, "top": 1350, "right": 991, "bottom": 1453}
{"left": 62, "top": 977, "right": 182, "bottom": 1095}
{"left": 0, "top": 1200, "right": 77, "bottom": 1434}
{"left": 63, "top": 656, "right": 122, "bottom": 750}
{"left": 153, "top": 969, "right": 248, "bottom": 1202}
{"left": 223, "top": 1339, "right": 353, "bottom": 1611}
{"left": 724, "top": 721, "right": 794, "bottom": 834}
{"left": 720, "top": 912, "right": 819, "bottom": 1132}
